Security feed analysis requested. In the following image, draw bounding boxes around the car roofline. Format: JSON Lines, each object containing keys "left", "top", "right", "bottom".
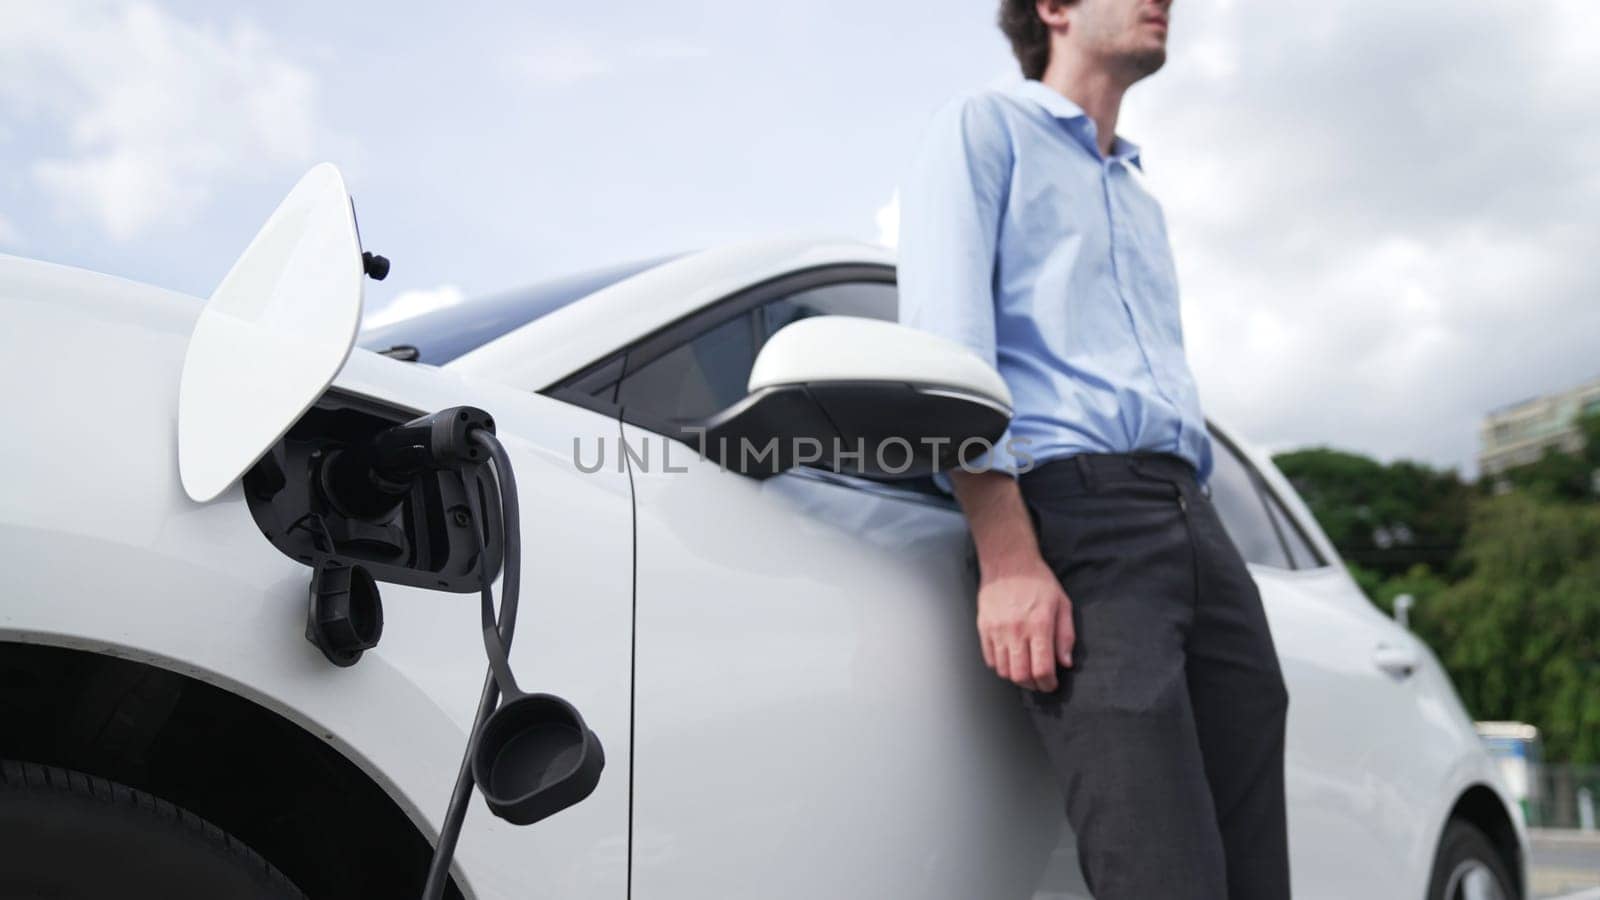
{"left": 448, "top": 237, "right": 895, "bottom": 392}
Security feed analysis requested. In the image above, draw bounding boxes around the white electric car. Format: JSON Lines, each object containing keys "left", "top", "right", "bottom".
{"left": 0, "top": 167, "right": 1526, "bottom": 900}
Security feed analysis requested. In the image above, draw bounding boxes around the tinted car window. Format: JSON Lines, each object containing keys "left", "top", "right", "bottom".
{"left": 616, "top": 312, "right": 759, "bottom": 424}
{"left": 358, "top": 255, "right": 678, "bottom": 365}
{"left": 614, "top": 280, "right": 898, "bottom": 425}
{"left": 610, "top": 276, "right": 944, "bottom": 499}
{"left": 1264, "top": 489, "right": 1325, "bottom": 569}
{"left": 759, "top": 282, "right": 898, "bottom": 343}
{"left": 1207, "top": 439, "right": 1292, "bottom": 569}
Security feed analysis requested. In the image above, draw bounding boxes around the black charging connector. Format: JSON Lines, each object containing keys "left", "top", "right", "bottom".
{"left": 319, "top": 406, "right": 495, "bottom": 521}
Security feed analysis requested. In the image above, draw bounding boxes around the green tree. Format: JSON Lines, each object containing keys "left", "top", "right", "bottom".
{"left": 1410, "top": 492, "right": 1600, "bottom": 763}
{"left": 1273, "top": 448, "right": 1472, "bottom": 579}
{"left": 1368, "top": 563, "right": 1450, "bottom": 619}
{"left": 1346, "top": 561, "right": 1387, "bottom": 603}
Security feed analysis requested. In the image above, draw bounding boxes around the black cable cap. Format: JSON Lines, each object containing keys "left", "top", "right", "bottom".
{"left": 306, "top": 562, "right": 384, "bottom": 667}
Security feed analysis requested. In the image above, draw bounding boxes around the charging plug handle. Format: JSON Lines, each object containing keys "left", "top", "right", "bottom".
{"left": 370, "top": 406, "right": 496, "bottom": 481}
{"left": 321, "top": 406, "right": 496, "bottom": 520}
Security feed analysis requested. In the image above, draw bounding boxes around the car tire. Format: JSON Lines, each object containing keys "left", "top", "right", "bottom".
{"left": 0, "top": 759, "right": 306, "bottom": 899}
{"left": 1427, "top": 818, "right": 1519, "bottom": 900}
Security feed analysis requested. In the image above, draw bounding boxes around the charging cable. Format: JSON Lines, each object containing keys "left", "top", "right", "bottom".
{"left": 419, "top": 428, "right": 520, "bottom": 900}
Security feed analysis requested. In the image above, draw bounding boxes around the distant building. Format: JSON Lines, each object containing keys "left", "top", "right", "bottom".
{"left": 1479, "top": 374, "right": 1600, "bottom": 477}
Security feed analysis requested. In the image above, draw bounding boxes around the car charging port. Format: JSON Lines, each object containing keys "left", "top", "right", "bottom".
{"left": 298, "top": 406, "right": 496, "bottom": 665}
{"left": 243, "top": 393, "right": 504, "bottom": 597}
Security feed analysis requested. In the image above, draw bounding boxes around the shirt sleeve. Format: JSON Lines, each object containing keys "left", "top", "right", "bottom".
{"left": 896, "top": 93, "right": 1020, "bottom": 484}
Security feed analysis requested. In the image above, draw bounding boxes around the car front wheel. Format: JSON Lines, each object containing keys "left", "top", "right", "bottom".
{"left": 1428, "top": 819, "right": 1519, "bottom": 900}
{"left": 0, "top": 759, "right": 305, "bottom": 899}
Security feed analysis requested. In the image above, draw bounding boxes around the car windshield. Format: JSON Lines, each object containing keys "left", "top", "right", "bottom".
{"left": 358, "top": 254, "right": 679, "bottom": 365}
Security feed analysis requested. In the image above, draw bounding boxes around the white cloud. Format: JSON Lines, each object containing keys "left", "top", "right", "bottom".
{"left": 505, "top": 34, "right": 708, "bottom": 86}
{"left": 630, "top": 37, "right": 710, "bottom": 62}
{"left": 0, "top": 211, "right": 20, "bottom": 248}
{"left": 874, "top": 191, "right": 900, "bottom": 249}
{"left": 363, "top": 284, "right": 467, "bottom": 330}
{"left": 1119, "top": 0, "right": 1600, "bottom": 475}
{"left": 506, "top": 36, "right": 613, "bottom": 85}
{"left": 0, "top": 1, "right": 324, "bottom": 240}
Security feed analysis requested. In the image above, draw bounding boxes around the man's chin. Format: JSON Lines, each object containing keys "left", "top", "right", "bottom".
{"left": 1127, "top": 46, "right": 1168, "bottom": 79}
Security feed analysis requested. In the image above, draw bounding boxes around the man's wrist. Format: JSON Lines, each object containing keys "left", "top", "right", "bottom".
{"left": 976, "top": 543, "right": 1050, "bottom": 586}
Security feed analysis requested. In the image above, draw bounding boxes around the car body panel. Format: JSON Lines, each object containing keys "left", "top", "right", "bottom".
{"left": 621, "top": 421, "right": 1061, "bottom": 898}
{"left": 1258, "top": 565, "right": 1438, "bottom": 897}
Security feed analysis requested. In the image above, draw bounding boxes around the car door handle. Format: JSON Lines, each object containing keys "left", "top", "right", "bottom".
{"left": 1373, "top": 643, "right": 1419, "bottom": 678}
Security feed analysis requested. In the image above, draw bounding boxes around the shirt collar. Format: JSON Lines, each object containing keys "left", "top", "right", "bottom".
{"left": 1010, "top": 79, "right": 1143, "bottom": 169}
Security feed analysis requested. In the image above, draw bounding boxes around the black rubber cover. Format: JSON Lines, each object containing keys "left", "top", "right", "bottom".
{"left": 470, "top": 692, "right": 606, "bottom": 827}
{"left": 305, "top": 561, "right": 384, "bottom": 667}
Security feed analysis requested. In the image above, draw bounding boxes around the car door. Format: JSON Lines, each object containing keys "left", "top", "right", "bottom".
{"left": 1206, "top": 432, "right": 1446, "bottom": 900}
{"left": 559, "top": 268, "right": 1066, "bottom": 899}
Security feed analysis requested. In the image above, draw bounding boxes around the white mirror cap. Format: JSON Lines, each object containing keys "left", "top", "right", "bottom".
{"left": 178, "top": 163, "right": 364, "bottom": 502}
{"left": 748, "top": 316, "right": 1014, "bottom": 411}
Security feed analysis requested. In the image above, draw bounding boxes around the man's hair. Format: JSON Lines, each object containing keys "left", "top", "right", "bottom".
{"left": 997, "top": 1, "right": 1070, "bottom": 81}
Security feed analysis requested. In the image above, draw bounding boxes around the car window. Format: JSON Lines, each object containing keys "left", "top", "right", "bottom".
{"left": 1207, "top": 438, "right": 1292, "bottom": 569}
{"left": 614, "top": 279, "right": 898, "bottom": 426}
{"left": 606, "top": 275, "right": 947, "bottom": 500}
{"left": 616, "top": 311, "right": 759, "bottom": 425}
{"left": 759, "top": 282, "right": 898, "bottom": 343}
{"left": 1263, "top": 488, "right": 1326, "bottom": 569}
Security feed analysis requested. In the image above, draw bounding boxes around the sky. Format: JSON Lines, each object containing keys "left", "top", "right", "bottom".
{"left": 2, "top": 0, "right": 1597, "bottom": 478}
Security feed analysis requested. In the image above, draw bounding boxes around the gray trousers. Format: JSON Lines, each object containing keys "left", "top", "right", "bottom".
{"left": 1019, "top": 452, "right": 1292, "bottom": 900}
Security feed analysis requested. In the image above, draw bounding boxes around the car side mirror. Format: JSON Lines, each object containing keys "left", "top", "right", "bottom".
{"left": 687, "top": 316, "right": 1013, "bottom": 479}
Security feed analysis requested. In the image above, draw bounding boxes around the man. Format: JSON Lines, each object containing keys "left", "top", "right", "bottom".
{"left": 897, "top": 2, "right": 1291, "bottom": 898}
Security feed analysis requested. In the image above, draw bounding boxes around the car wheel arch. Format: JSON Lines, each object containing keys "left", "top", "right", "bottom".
{"left": 0, "top": 640, "right": 462, "bottom": 899}
{"left": 1441, "top": 783, "right": 1525, "bottom": 898}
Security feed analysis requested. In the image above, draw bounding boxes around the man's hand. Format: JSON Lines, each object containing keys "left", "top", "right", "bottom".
{"left": 977, "top": 559, "right": 1075, "bottom": 692}
{"left": 950, "top": 469, "right": 1076, "bottom": 692}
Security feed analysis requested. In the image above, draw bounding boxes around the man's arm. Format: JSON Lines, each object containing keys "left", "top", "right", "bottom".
{"left": 897, "top": 94, "right": 1074, "bottom": 692}
{"left": 950, "top": 470, "right": 1075, "bottom": 692}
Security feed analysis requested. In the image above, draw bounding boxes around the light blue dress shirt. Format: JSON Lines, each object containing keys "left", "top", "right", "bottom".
{"left": 898, "top": 79, "right": 1213, "bottom": 488}
{"left": 902, "top": 78, "right": 1209, "bottom": 483}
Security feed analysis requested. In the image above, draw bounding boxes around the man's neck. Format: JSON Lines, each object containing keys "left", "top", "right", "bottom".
{"left": 1038, "top": 59, "right": 1130, "bottom": 158}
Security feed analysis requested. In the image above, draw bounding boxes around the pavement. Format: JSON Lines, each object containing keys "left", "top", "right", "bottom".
{"left": 1532, "top": 829, "right": 1600, "bottom": 899}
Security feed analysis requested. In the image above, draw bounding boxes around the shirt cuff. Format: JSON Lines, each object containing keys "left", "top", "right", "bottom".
{"left": 931, "top": 430, "right": 1027, "bottom": 493}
